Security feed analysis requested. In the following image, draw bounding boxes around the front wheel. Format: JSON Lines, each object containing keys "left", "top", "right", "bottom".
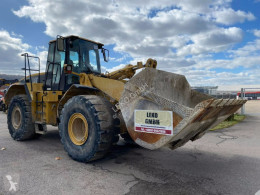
{"left": 59, "top": 95, "right": 117, "bottom": 162}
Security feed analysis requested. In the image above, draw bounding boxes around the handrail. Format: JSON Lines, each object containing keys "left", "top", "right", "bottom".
{"left": 21, "top": 53, "right": 41, "bottom": 91}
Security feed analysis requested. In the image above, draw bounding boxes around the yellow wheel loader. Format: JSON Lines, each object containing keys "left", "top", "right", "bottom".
{"left": 4, "top": 35, "right": 246, "bottom": 162}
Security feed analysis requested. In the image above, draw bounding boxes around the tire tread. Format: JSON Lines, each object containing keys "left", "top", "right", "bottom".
{"left": 7, "top": 95, "right": 35, "bottom": 140}
{"left": 59, "top": 95, "right": 118, "bottom": 162}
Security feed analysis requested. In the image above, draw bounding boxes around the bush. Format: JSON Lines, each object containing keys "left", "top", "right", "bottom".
{"left": 226, "top": 114, "right": 235, "bottom": 121}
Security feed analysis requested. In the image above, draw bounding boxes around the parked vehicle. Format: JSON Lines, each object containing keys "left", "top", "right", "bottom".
{"left": 0, "top": 95, "right": 3, "bottom": 111}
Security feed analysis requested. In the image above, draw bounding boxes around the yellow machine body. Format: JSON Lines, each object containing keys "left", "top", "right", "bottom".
{"left": 5, "top": 72, "right": 126, "bottom": 126}
{"left": 4, "top": 35, "right": 246, "bottom": 152}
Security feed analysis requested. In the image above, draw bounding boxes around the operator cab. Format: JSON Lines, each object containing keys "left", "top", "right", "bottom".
{"left": 44, "top": 35, "right": 109, "bottom": 91}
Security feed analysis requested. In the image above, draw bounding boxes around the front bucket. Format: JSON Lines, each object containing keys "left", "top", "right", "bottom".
{"left": 119, "top": 68, "right": 246, "bottom": 150}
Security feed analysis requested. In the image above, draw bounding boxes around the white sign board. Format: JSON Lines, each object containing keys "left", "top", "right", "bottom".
{"left": 134, "top": 110, "right": 173, "bottom": 136}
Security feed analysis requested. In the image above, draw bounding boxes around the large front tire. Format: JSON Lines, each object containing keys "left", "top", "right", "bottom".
{"left": 7, "top": 95, "right": 36, "bottom": 140}
{"left": 59, "top": 95, "right": 117, "bottom": 162}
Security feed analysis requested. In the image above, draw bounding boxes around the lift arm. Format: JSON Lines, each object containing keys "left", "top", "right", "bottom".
{"left": 105, "top": 58, "right": 157, "bottom": 80}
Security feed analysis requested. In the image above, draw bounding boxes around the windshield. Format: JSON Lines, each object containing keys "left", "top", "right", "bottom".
{"left": 69, "top": 39, "right": 101, "bottom": 74}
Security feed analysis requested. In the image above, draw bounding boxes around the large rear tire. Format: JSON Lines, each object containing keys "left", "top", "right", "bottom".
{"left": 7, "top": 95, "right": 36, "bottom": 140}
{"left": 59, "top": 95, "right": 118, "bottom": 162}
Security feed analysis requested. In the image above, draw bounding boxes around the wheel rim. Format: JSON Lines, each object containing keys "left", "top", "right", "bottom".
{"left": 11, "top": 106, "right": 22, "bottom": 130}
{"left": 68, "top": 113, "right": 89, "bottom": 145}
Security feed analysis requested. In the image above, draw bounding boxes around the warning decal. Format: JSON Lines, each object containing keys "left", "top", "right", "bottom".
{"left": 134, "top": 110, "right": 173, "bottom": 136}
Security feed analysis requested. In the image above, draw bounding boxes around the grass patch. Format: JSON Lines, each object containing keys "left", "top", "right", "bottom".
{"left": 210, "top": 114, "right": 245, "bottom": 131}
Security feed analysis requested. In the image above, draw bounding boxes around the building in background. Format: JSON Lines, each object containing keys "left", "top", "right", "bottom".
{"left": 192, "top": 86, "right": 218, "bottom": 95}
{"left": 192, "top": 85, "right": 260, "bottom": 100}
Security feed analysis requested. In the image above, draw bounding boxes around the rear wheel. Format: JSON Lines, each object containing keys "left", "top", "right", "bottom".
{"left": 59, "top": 95, "right": 117, "bottom": 162}
{"left": 7, "top": 95, "right": 36, "bottom": 140}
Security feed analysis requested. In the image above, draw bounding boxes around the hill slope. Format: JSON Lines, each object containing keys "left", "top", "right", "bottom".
{"left": 0, "top": 74, "right": 23, "bottom": 80}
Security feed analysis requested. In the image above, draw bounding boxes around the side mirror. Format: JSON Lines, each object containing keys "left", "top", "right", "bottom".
{"left": 102, "top": 48, "right": 109, "bottom": 62}
{"left": 57, "top": 36, "right": 65, "bottom": 51}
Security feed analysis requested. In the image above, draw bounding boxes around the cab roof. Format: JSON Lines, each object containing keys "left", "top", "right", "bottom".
{"left": 49, "top": 35, "right": 104, "bottom": 46}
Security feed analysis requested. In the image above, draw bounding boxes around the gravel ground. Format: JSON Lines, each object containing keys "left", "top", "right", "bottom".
{"left": 0, "top": 101, "right": 259, "bottom": 195}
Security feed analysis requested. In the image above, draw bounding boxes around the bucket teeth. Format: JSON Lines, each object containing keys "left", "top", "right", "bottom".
{"left": 119, "top": 68, "right": 246, "bottom": 150}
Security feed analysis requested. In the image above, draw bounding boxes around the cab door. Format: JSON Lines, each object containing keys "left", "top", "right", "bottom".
{"left": 44, "top": 42, "right": 65, "bottom": 91}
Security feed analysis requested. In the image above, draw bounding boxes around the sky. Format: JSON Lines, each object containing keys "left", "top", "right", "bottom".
{"left": 0, "top": 0, "right": 259, "bottom": 86}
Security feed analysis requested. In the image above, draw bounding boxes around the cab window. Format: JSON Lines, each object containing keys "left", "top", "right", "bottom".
{"left": 89, "top": 50, "right": 98, "bottom": 71}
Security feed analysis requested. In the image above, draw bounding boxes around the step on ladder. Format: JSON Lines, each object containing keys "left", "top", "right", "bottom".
{"left": 35, "top": 92, "right": 47, "bottom": 134}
